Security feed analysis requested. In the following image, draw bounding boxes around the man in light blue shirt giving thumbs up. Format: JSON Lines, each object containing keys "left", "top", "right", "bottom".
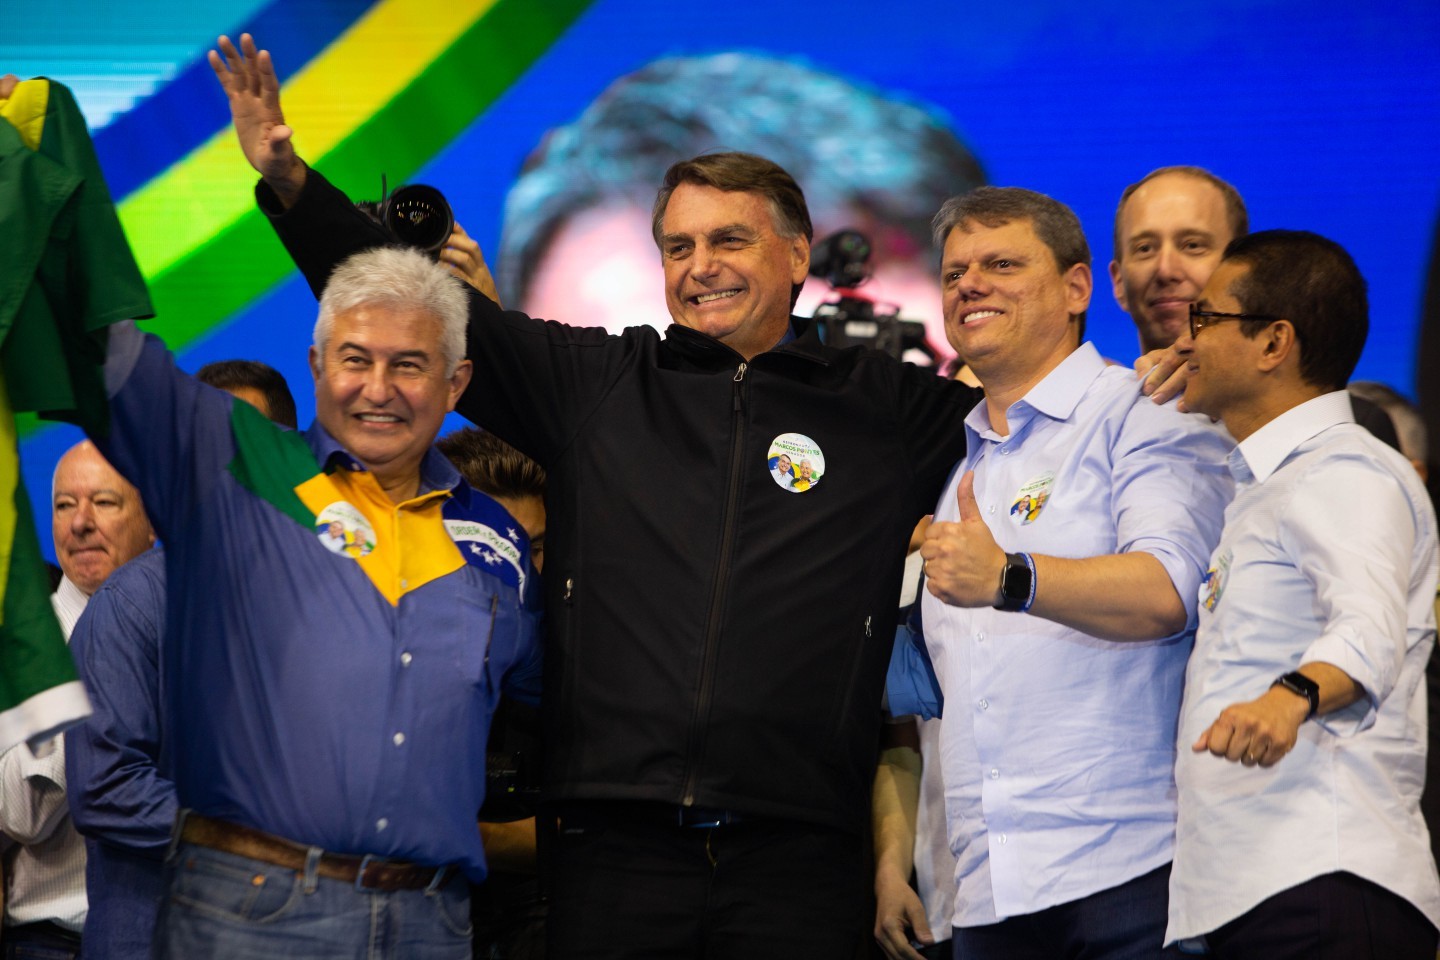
{"left": 915, "top": 186, "right": 1232, "bottom": 959}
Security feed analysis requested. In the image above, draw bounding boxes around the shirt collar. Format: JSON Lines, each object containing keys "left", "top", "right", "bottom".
{"left": 303, "top": 422, "right": 463, "bottom": 497}
{"left": 1230, "top": 390, "right": 1354, "bottom": 484}
{"left": 52, "top": 575, "right": 89, "bottom": 640}
{"left": 964, "top": 342, "right": 1108, "bottom": 439}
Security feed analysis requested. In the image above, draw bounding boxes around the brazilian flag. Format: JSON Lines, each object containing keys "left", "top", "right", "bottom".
{"left": 0, "top": 78, "right": 151, "bottom": 751}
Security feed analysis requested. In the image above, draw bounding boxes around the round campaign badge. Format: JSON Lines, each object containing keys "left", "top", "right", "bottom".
{"left": 768, "top": 433, "right": 825, "bottom": 493}
{"left": 315, "top": 502, "right": 376, "bottom": 558}
{"left": 1008, "top": 470, "right": 1055, "bottom": 526}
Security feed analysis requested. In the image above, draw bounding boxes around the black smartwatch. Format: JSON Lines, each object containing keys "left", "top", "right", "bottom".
{"left": 994, "top": 552, "right": 1034, "bottom": 613}
{"left": 1271, "top": 671, "right": 1320, "bottom": 719}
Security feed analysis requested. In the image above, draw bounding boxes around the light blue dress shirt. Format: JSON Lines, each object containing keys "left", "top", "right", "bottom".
{"left": 1168, "top": 390, "right": 1440, "bottom": 942}
{"left": 921, "top": 343, "right": 1233, "bottom": 926}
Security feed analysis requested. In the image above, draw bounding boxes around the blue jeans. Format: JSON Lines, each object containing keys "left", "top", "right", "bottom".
{"left": 154, "top": 841, "right": 471, "bottom": 960}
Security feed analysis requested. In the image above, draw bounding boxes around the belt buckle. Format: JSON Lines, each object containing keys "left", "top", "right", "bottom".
{"left": 678, "top": 806, "right": 729, "bottom": 829}
{"left": 355, "top": 853, "right": 379, "bottom": 891}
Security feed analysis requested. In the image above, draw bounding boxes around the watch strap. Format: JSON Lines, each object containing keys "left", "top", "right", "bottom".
{"left": 1272, "top": 671, "right": 1319, "bottom": 719}
{"left": 994, "top": 552, "right": 1036, "bottom": 614}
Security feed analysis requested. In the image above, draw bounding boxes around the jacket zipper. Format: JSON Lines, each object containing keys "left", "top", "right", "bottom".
{"left": 681, "top": 360, "right": 748, "bottom": 805}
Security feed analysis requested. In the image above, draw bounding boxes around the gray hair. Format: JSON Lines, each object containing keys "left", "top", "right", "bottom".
{"left": 315, "top": 247, "right": 468, "bottom": 375}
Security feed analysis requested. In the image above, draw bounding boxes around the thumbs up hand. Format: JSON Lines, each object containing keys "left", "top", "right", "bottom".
{"left": 921, "top": 471, "right": 1007, "bottom": 608}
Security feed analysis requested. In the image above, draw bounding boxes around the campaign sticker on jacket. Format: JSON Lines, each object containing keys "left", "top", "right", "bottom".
{"left": 315, "top": 502, "right": 376, "bottom": 558}
{"left": 1008, "top": 471, "right": 1054, "bottom": 525}
{"left": 768, "top": 433, "right": 825, "bottom": 493}
{"left": 1199, "top": 549, "right": 1231, "bottom": 613}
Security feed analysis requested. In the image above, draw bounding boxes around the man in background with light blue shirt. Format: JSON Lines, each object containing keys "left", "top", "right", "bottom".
{"left": 917, "top": 186, "right": 1232, "bottom": 958}
{"left": 1169, "top": 230, "right": 1440, "bottom": 958}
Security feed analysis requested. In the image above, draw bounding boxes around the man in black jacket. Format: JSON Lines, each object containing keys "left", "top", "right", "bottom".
{"left": 212, "top": 33, "right": 982, "bottom": 958}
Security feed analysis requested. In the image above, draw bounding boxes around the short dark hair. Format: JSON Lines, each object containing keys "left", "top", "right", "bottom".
{"left": 653, "top": 152, "right": 813, "bottom": 309}
{"left": 1113, "top": 166, "right": 1248, "bottom": 259}
{"left": 196, "top": 359, "right": 298, "bottom": 428}
{"left": 436, "top": 428, "right": 545, "bottom": 501}
{"left": 1222, "top": 229, "right": 1368, "bottom": 391}
{"left": 932, "top": 186, "right": 1092, "bottom": 333}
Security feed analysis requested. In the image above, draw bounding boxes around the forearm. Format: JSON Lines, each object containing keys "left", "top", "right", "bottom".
{"left": 1028, "top": 551, "right": 1187, "bottom": 641}
{"left": 258, "top": 165, "right": 393, "bottom": 300}
{"left": 479, "top": 818, "right": 537, "bottom": 874}
{"left": 872, "top": 744, "right": 921, "bottom": 884}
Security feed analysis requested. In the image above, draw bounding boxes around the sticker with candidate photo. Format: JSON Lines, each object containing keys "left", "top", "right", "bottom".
{"left": 768, "top": 433, "right": 825, "bottom": 493}
{"left": 1200, "top": 550, "right": 1231, "bottom": 613}
{"left": 1008, "top": 471, "right": 1054, "bottom": 526}
{"left": 315, "top": 502, "right": 376, "bottom": 559}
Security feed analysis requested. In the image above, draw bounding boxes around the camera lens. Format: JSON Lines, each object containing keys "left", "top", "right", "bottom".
{"left": 383, "top": 184, "right": 454, "bottom": 254}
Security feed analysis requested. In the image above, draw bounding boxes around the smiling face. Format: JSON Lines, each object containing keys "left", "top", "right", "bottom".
{"left": 941, "top": 218, "right": 1091, "bottom": 395}
{"left": 1110, "top": 173, "right": 1235, "bottom": 352}
{"left": 311, "top": 303, "right": 472, "bottom": 500}
{"left": 1181, "top": 258, "right": 1258, "bottom": 423}
{"left": 52, "top": 441, "right": 153, "bottom": 595}
{"left": 659, "top": 182, "right": 810, "bottom": 360}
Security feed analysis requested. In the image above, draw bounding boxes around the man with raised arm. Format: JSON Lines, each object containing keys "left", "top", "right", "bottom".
{"left": 213, "top": 33, "right": 983, "bottom": 958}
{"left": 85, "top": 246, "right": 539, "bottom": 959}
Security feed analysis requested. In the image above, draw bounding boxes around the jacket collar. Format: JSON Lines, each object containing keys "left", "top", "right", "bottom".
{"left": 663, "top": 316, "right": 832, "bottom": 368}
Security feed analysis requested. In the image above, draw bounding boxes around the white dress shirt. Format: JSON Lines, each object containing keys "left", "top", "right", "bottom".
{"left": 1168, "top": 391, "right": 1440, "bottom": 942}
{"left": 923, "top": 343, "right": 1233, "bottom": 925}
{"left": 0, "top": 576, "right": 91, "bottom": 933}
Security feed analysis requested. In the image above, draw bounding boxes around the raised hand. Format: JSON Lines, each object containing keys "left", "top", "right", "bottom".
{"left": 439, "top": 223, "right": 501, "bottom": 305}
{"left": 208, "top": 33, "right": 305, "bottom": 202}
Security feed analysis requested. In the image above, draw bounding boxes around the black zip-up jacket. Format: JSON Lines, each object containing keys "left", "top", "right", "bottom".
{"left": 262, "top": 170, "right": 982, "bottom": 833}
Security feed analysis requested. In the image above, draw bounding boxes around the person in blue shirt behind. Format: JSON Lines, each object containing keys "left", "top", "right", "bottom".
{"left": 83, "top": 246, "right": 541, "bottom": 960}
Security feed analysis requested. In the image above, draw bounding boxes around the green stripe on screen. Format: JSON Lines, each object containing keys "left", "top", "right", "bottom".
{"left": 20, "top": 0, "right": 592, "bottom": 439}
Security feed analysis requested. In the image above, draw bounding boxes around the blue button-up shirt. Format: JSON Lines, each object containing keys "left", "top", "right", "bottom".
{"left": 1169, "top": 391, "right": 1440, "bottom": 941}
{"left": 94, "top": 325, "right": 540, "bottom": 882}
{"left": 65, "top": 548, "right": 170, "bottom": 959}
{"left": 921, "top": 343, "right": 1233, "bottom": 925}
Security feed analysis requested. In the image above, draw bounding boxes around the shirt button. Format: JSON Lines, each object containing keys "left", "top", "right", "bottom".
{"left": 979, "top": 699, "right": 989, "bottom": 710}
{"left": 400, "top": 579, "right": 409, "bottom": 589}
{"left": 989, "top": 768, "right": 999, "bottom": 779}
{"left": 392, "top": 732, "right": 406, "bottom": 747}
{"left": 975, "top": 632, "right": 985, "bottom": 643}
{"left": 376, "top": 818, "right": 389, "bottom": 832}
{"left": 987, "top": 504, "right": 996, "bottom": 515}
{"left": 400, "top": 652, "right": 413, "bottom": 667}
{"left": 998, "top": 833, "right": 1007, "bottom": 844}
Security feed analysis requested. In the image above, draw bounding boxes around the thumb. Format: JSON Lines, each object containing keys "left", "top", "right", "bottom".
{"left": 957, "top": 470, "right": 980, "bottom": 522}
{"left": 1192, "top": 727, "right": 1210, "bottom": 753}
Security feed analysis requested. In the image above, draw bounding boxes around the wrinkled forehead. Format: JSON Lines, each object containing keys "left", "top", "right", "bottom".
{"left": 52, "top": 442, "right": 133, "bottom": 501}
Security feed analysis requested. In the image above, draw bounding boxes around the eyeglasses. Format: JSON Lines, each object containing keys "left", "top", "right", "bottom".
{"left": 1188, "top": 303, "right": 1284, "bottom": 339}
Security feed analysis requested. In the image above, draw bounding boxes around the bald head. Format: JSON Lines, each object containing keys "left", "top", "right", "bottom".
{"left": 52, "top": 441, "right": 154, "bottom": 595}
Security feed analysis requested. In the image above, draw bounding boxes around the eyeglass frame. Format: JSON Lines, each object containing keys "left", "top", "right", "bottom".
{"left": 1188, "top": 303, "right": 1285, "bottom": 339}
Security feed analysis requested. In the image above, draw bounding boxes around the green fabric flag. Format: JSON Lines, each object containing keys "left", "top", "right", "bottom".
{"left": 0, "top": 77, "right": 152, "bottom": 751}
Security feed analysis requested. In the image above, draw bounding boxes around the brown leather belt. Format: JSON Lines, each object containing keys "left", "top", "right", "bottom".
{"left": 179, "top": 814, "right": 449, "bottom": 891}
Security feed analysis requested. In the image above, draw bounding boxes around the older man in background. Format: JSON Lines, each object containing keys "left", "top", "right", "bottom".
{"left": 0, "top": 442, "right": 153, "bottom": 959}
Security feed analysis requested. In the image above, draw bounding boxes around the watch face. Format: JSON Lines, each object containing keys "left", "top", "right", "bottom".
{"left": 1001, "top": 556, "right": 1032, "bottom": 602}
